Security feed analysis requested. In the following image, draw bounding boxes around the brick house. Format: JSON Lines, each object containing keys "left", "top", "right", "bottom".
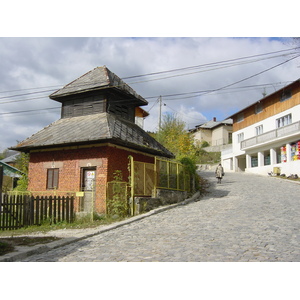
{"left": 12, "top": 66, "right": 174, "bottom": 214}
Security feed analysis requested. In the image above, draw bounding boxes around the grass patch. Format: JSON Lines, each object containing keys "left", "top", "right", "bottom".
{"left": 0, "top": 214, "right": 127, "bottom": 237}
{"left": 0, "top": 241, "right": 15, "bottom": 256}
{"left": 197, "top": 150, "right": 221, "bottom": 164}
{"left": 0, "top": 237, "right": 60, "bottom": 256}
{"left": 0, "top": 214, "right": 127, "bottom": 256}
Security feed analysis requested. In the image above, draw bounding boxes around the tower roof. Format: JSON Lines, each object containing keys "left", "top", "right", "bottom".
{"left": 50, "top": 66, "right": 148, "bottom": 106}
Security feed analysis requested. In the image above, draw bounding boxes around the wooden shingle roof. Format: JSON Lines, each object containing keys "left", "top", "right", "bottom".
{"left": 11, "top": 113, "right": 174, "bottom": 158}
{"left": 50, "top": 66, "right": 148, "bottom": 106}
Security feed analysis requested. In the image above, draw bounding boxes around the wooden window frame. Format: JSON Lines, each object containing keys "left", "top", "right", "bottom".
{"left": 47, "top": 168, "right": 59, "bottom": 190}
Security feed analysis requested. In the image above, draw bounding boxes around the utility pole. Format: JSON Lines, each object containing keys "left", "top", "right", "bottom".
{"left": 158, "top": 95, "right": 162, "bottom": 131}
{"left": 0, "top": 165, "right": 3, "bottom": 204}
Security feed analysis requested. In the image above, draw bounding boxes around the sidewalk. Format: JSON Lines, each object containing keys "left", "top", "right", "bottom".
{"left": 0, "top": 191, "right": 201, "bottom": 262}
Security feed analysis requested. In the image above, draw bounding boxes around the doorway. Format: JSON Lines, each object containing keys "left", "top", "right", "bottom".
{"left": 80, "top": 167, "right": 96, "bottom": 213}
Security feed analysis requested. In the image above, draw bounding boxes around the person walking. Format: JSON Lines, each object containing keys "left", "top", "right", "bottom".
{"left": 215, "top": 163, "right": 224, "bottom": 184}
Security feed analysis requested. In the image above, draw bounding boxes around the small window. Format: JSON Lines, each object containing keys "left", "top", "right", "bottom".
{"left": 228, "top": 132, "right": 232, "bottom": 144}
{"left": 237, "top": 113, "right": 244, "bottom": 123}
{"left": 276, "top": 114, "right": 292, "bottom": 128}
{"left": 255, "top": 125, "right": 263, "bottom": 135}
{"left": 237, "top": 132, "right": 244, "bottom": 143}
{"left": 47, "top": 168, "right": 59, "bottom": 189}
{"left": 264, "top": 152, "right": 270, "bottom": 166}
{"left": 255, "top": 102, "right": 263, "bottom": 114}
{"left": 251, "top": 156, "right": 258, "bottom": 167}
{"left": 280, "top": 90, "right": 292, "bottom": 102}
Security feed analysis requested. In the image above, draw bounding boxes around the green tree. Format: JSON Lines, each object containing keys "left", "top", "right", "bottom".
{"left": 14, "top": 153, "right": 29, "bottom": 191}
{"left": 154, "top": 113, "right": 203, "bottom": 193}
{"left": 156, "top": 113, "right": 199, "bottom": 162}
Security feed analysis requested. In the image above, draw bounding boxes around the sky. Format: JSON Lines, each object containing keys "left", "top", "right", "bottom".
{"left": 1, "top": 36, "right": 299, "bottom": 152}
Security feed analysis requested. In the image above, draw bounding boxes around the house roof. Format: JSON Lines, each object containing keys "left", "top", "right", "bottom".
{"left": 50, "top": 66, "right": 148, "bottom": 106}
{"left": 0, "top": 161, "right": 24, "bottom": 178}
{"left": 193, "top": 119, "right": 233, "bottom": 130}
{"left": 11, "top": 113, "right": 174, "bottom": 158}
{"left": 226, "top": 78, "right": 300, "bottom": 119}
{"left": 1, "top": 153, "right": 19, "bottom": 164}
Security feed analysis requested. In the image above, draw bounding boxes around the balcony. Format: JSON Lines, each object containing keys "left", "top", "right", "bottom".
{"left": 241, "top": 121, "right": 300, "bottom": 150}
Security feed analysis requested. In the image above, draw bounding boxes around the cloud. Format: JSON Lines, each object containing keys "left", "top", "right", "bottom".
{"left": 0, "top": 37, "right": 299, "bottom": 152}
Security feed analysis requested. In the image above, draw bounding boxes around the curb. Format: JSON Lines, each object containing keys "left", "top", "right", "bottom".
{"left": 0, "top": 191, "right": 201, "bottom": 262}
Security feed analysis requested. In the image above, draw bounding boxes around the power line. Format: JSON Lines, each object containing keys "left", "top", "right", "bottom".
{"left": 122, "top": 47, "right": 300, "bottom": 80}
{"left": 0, "top": 80, "right": 294, "bottom": 107}
{"left": 199, "top": 54, "right": 300, "bottom": 98}
{"left": 125, "top": 52, "right": 300, "bottom": 86}
{"left": 1, "top": 52, "right": 299, "bottom": 117}
{"left": 0, "top": 107, "right": 60, "bottom": 116}
{"left": 0, "top": 47, "right": 298, "bottom": 101}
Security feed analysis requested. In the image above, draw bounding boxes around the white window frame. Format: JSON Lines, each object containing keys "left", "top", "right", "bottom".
{"left": 237, "top": 132, "right": 244, "bottom": 143}
{"left": 276, "top": 114, "right": 292, "bottom": 128}
{"left": 255, "top": 125, "right": 263, "bottom": 136}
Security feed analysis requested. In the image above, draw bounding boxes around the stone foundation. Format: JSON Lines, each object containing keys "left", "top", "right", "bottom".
{"left": 133, "top": 189, "right": 188, "bottom": 215}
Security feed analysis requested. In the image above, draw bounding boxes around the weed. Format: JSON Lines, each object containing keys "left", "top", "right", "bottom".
{"left": 0, "top": 241, "right": 14, "bottom": 255}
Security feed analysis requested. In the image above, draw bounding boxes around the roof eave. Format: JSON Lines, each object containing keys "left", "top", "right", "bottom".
{"left": 11, "top": 139, "right": 175, "bottom": 159}
{"left": 226, "top": 78, "right": 300, "bottom": 119}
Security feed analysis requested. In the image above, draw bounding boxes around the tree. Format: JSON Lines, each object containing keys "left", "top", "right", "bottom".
{"left": 154, "top": 113, "right": 204, "bottom": 193}
{"left": 14, "top": 153, "right": 29, "bottom": 191}
{"left": 156, "top": 113, "right": 199, "bottom": 162}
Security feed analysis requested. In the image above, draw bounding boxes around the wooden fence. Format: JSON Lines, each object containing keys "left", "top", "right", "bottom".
{"left": 0, "top": 194, "right": 75, "bottom": 231}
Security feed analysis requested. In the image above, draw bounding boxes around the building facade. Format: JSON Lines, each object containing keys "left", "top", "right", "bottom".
{"left": 191, "top": 118, "right": 232, "bottom": 148}
{"left": 222, "top": 79, "right": 300, "bottom": 176}
{"left": 12, "top": 67, "right": 174, "bottom": 214}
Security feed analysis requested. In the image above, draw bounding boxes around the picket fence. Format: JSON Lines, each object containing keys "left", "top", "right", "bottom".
{"left": 0, "top": 194, "right": 75, "bottom": 230}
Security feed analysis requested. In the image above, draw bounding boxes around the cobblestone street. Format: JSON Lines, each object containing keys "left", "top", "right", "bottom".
{"left": 21, "top": 170, "right": 300, "bottom": 262}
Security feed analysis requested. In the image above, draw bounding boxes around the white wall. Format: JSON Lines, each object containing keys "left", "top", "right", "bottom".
{"left": 223, "top": 104, "right": 300, "bottom": 176}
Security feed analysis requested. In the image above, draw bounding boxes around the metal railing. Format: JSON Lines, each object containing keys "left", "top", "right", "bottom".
{"left": 241, "top": 121, "right": 300, "bottom": 150}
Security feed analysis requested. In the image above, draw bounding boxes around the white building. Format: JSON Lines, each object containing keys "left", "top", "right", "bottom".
{"left": 190, "top": 118, "right": 233, "bottom": 148}
{"left": 222, "top": 78, "right": 300, "bottom": 176}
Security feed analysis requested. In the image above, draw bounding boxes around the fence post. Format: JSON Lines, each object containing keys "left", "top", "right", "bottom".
{"left": 153, "top": 157, "right": 157, "bottom": 197}
{"left": 129, "top": 155, "right": 134, "bottom": 216}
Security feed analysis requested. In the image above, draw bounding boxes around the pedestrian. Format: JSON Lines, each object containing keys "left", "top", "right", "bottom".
{"left": 215, "top": 163, "right": 224, "bottom": 184}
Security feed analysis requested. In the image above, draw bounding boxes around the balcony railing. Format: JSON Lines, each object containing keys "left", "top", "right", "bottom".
{"left": 241, "top": 121, "right": 300, "bottom": 150}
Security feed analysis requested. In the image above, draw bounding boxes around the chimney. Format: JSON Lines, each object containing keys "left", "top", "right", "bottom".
{"left": 213, "top": 117, "right": 216, "bottom": 122}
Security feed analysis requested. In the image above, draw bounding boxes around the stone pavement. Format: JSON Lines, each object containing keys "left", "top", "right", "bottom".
{"left": 5, "top": 171, "right": 300, "bottom": 262}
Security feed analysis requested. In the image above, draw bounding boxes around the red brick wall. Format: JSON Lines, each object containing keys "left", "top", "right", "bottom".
{"left": 28, "top": 145, "right": 155, "bottom": 214}
{"left": 106, "top": 145, "right": 154, "bottom": 182}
